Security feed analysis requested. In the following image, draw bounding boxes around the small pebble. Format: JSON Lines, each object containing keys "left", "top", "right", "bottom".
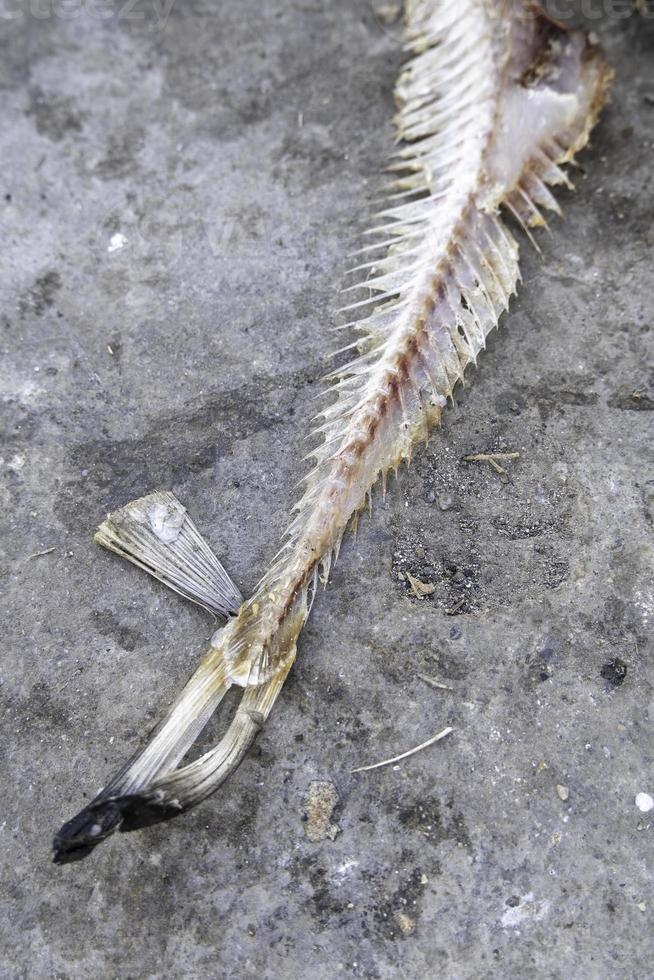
{"left": 437, "top": 492, "right": 454, "bottom": 511}
{"left": 635, "top": 792, "right": 654, "bottom": 813}
{"left": 396, "top": 912, "right": 415, "bottom": 935}
{"left": 556, "top": 784, "right": 569, "bottom": 802}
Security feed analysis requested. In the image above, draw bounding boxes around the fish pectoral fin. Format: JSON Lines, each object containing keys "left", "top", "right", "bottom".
{"left": 94, "top": 490, "right": 243, "bottom": 620}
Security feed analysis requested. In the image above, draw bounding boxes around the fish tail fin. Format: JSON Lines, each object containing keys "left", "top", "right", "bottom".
{"left": 117, "top": 658, "right": 294, "bottom": 831}
{"left": 53, "top": 490, "right": 244, "bottom": 863}
{"left": 53, "top": 647, "right": 232, "bottom": 863}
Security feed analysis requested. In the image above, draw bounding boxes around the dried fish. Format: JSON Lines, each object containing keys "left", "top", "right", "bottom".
{"left": 53, "top": 0, "right": 612, "bottom": 862}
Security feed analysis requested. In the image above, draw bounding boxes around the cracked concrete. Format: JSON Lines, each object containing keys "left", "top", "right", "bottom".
{"left": 1, "top": 2, "right": 653, "bottom": 978}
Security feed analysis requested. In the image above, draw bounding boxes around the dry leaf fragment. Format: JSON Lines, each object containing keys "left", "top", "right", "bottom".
{"left": 406, "top": 571, "right": 436, "bottom": 598}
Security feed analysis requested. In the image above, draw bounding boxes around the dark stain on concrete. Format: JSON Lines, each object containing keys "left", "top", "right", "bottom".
{"left": 398, "top": 796, "right": 471, "bottom": 851}
{"left": 53, "top": 364, "right": 321, "bottom": 533}
{"left": 26, "top": 86, "right": 83, "bottom": 141}
{"left": 90, "top": 129, "right": 146, "bottom": 180}
{"left": 18, "top": 270, "right": 61, "bottom": 318}
{"left": 600, "top": 658, "right": 628, "bottom": 688}
{"left": 371, "top": 867, "right": 428, "bottom": 941}
{"left": 92, "top": 608, "right": 148, "bottom": 653}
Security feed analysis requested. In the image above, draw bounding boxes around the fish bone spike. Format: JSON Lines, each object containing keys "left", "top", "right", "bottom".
{"left": 95, "top": 490, "right": 243, "bottom": 619}
{"left": 216, "top": 2, "right": 611, "bottom": 691}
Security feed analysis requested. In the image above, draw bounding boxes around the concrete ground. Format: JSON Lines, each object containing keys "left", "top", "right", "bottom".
{"left": 1, "top": 1, "right": 652, "bottom": 977}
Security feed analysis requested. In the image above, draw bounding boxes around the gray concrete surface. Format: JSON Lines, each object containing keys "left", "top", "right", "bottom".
{"left": 1, "top": 1, "right": 653, "bottom": 977}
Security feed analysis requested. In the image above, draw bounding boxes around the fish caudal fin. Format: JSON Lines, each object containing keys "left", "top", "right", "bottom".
{"left": 53, "top": 491, "right": 247, "bottom": 863}
{"left": 117, "top": 657, "right": 294, "bottom": 827}
{"left": 53, "top": 643, "right": 234, "bottom": 863}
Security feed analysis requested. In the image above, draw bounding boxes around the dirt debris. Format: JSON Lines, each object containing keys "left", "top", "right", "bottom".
{"left": 406, "top": 571, "right": 436, "bottom": 598}
{"left": 302, "top": 780, "right": 340, "bottom": 843}
{"left": 463, "top": 451, "right": 520, "bottom": 482}
{"left": 396, "top": 912, "right": 416, "bottom": 935}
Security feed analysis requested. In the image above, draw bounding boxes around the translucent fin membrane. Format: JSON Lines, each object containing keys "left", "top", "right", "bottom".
{"left": 95, "top": 491, "right": 242, "bottom": 619}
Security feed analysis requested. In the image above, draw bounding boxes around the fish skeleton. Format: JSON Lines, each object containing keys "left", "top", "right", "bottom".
{"left": 53, "top": 0, "right": 612, "bottom": 862}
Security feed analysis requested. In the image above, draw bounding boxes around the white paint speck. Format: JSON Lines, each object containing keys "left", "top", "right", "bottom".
{"left": 635, "top": 792, "right": 654, "bottom": 813}
{"left": 108, "top": 232, "right": 128, "bottom": 253}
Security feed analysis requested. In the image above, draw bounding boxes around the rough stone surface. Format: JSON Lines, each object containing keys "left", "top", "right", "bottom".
{"left": 1, "top": 2, "right": 653, "bottom": 978}
{"left": 302, "top": 780, "right": 341, "bottom": 843}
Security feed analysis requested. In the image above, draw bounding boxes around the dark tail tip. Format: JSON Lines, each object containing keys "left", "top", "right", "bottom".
{"left": 52, "top": 793, "right": 183, "bottom": 864}
{"left": 52, "top": 798, "right": 125, "bottom": 864}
